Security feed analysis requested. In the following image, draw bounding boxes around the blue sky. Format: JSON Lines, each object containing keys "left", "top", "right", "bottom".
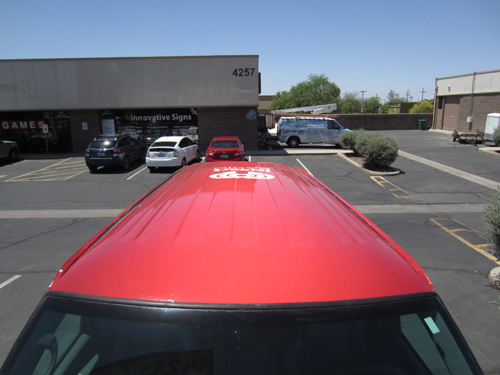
{"left": 2, "top": 0, "right": 499, "bottom": 101}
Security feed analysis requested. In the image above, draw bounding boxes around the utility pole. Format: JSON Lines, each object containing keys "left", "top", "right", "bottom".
{"left": 360, "top": 91, "right": 367, "bottom": 113}
{"left": 421, "top": 88, "right": 426, "bottom": 101}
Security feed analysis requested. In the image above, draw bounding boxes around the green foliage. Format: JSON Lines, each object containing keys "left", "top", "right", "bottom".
{"left": 352, "top": 130, "right": 370, "bottom": 158}
{"left": 269, "top": 74, "right": 340, "bottom": 111}
{"left": 483, "top": 188, "right": 500, "bottom": 257}
{"left": 336, "top": 93, "right": 381, "bottom": 114}
{"left": 409, "top": 100, "right": 434, "bottom": 114}
{"left": 362, "top": 96, "right": 382, "bottom": 113}
{"left": 341, "top": 130, "right": 398, "bottom": 167}
{"left": 360, "top": 133, "right": 399, "bottom": 168}
{"left": 337, "top": 92, "right": 361, "bottom": 114}
{"left": 339, "top": 130, "right": 367, "bottom": 156}
{"left": 493, "top": 127, "right": 500, "bottom": 146}
{"left": 339, "top": 131, "right": 357, "bottom": 150}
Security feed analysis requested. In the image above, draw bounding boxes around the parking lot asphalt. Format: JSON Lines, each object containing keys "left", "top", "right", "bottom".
{"left": 1, "top": 129, "right": 500, "bottom": 372}
{"left": 257, "top": 130, "right": 500, "bottom": 188}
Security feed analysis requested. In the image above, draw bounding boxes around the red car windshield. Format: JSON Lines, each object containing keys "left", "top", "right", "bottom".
{"left": 2, "top": 294, "right": 480, "bottom": 375}
{"left": 210, "top": 140, "right": 239, "bottom": 149}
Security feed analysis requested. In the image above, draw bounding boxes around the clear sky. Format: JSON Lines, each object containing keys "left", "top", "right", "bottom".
{"left": 2, "top": 0, "right": 499, "bottom": 102}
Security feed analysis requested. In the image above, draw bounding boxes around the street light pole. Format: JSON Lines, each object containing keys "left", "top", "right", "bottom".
{"left": 360, "top": 91, "right": 366, "bottom": 113}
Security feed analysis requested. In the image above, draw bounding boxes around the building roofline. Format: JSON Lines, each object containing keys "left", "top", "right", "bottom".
{"left": 0, "top": 55, "right": 259, "bottom": 63}
{"left": 436, "top": 68, "right": 500, "bottom": 81}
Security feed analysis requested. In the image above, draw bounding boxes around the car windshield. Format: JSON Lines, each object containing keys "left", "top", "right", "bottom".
{"left": 152, "top": 141, "right": 177, "bottom": 147}
{"left": 211, "top": 140, "right": 239, "bottom": 149}
{"left": 2, "top": 294, "right": 479, "bottom": 375}
{"left": 89, "top": 140, "right": 117, "bottom": 148}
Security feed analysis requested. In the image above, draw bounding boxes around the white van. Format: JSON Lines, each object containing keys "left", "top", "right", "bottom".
{"left": 278, "top": 116, "right": 350, "bottom": 147}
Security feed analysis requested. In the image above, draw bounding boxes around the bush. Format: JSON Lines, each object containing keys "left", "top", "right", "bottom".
{"left": 484, "top": 187, "right": 500, "bottom": 257}
{"left": 340, "top": 130, "right": 399, "bottom": 167}
{"left": 493, "top": 127, "right": 500, "bottom": 146}
{"left": 340, "top": 130, "right": 369, "bottom": 156}
{"left": 339, "top": 131, "right": 357, "bottom": 151}
{"left": 360, "top": 133, "right": 399, "bottom": 168}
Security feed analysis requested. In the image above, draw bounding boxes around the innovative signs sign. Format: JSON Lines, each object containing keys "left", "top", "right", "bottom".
{"left": 123, "top": 110, "right": 195, "bottom": 124}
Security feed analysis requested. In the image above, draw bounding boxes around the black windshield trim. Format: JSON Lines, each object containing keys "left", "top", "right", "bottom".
{"left": 46, "top": 291, "right": 438, "bottom": 310}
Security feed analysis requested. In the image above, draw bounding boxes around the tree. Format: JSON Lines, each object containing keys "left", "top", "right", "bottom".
{"left": 362, "top": 96, "right": 382, "bottom": 113}
{"left": 409, "top": 100, "right": 434, "bottom": 113}
{"left": 269, "top": 74, "right": 340, "bottom": 111}
{"left": 387, "top": 90, "right": 402, "bottom": 103}
{"left": 337, "top": 91, "right": 361, "bottom": 113}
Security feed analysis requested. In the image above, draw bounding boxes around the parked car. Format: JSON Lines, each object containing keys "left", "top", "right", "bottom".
{"left": 0, "top": 139, "right": 19, "bottom": 163}
{"left": 146, "top": 136, "right": 200, "bottom": 171}
{"left": 0, "top": 162, "right": 483, "bottom": 375}
{"left": 205, "top": 136, "right": 245, "bottom": 161}
{"left": 85, "top": 134, "right": 145, "bottom": 172}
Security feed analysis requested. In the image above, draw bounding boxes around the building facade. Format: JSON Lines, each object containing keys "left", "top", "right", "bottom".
{"left": 0, "top": 55, "right": 260, "bottom": 153}
{"left": 433, "top": 69, "right": 500, "bottom": 132}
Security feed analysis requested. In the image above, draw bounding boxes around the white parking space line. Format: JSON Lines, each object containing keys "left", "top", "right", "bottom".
{"left": 296, "top": 158, "right": 314, "bottom": 177}
{"left": 127, "top": 167, "right": 148, "bottom": 181}
{"left": 0, "top": 275, "right": 22, "bottom": 290}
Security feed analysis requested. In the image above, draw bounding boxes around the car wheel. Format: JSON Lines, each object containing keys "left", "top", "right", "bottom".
{"left": 8, "top": 148, "right": 19, "bottom": 163}
{"left": 196, "top": 150, "right": 201, "bottom": 162}
{"left": 148, "top": 167, "right": 155, "bottom": 173}
{"left": 181, "top": 158, "right": 187, "bottom": 167}
{"left": 287, "top": 137, "right": 300, "bottom": 147}
{"left": 88, "top": 165, "right": 98, "bottom": 173}
{"left": 122, "top": 156, "right": 130, "bottom": 170}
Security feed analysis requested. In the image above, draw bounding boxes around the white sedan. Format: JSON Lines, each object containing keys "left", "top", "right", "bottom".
{"left": 146, "top": 136, "right": 201, "bottom": 171}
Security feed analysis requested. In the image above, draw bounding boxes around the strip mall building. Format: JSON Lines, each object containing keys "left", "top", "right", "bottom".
{"left": 0, "top": 55, "right": 260, "bottom": 153}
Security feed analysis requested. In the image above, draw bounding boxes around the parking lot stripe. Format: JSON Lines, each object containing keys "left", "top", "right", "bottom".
{"left": 127, "top": 167, "right": 148, "bottom": 181}
{"left": 296, "top": 159, "right": 314, "bottom": 176}
{"left": 356, "top": 204, "right": 484, "bottom": 214}
{"left": 0, "top": 275, "right": 22, "bottom": 290}
{"left": 370, "top": 176, "right": 415, "bottom": 199}
{"left": 0, "top": 209, "right": 123, "bottom": 219}
{"left": 430, "top": 218, "right": 500, "bottom": 265}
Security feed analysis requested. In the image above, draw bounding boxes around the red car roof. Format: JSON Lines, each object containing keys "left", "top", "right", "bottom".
{"left": 50, "top": 162, "right": 433, "bottom": 304}
{"left": 209, "top": 136, "right": 240, "bottom": 142}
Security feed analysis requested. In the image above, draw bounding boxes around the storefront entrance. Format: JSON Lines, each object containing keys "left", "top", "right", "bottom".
{"left": 99, "top": 108, "right": 198, "bottom": 146}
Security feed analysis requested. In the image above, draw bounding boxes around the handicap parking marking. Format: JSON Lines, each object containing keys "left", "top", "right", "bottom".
{"left": 430, "top": 218, "right": 499, "bottom": 265}
{"left": 370, "top": 176, "right": 415, "bottom": 199}
{"left": 5, "top": 158, "right": 88, "bottom": 182}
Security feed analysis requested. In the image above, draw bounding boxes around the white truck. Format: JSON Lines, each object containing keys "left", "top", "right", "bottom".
{"left": 277, "top": 116, "right": 350, "bottom": 147}
{"left": 265, "top": 103, "right": 338, "bottom": 141}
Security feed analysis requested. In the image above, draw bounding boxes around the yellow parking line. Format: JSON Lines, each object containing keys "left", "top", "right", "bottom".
{"left": 370, "top": 176, "right": 415, "bottom": 199}
{"left": 430, "top": 218, "right": 500, "bottom": 265}
{"left": 5, "top": 158, "right": 88, "bottom": 182}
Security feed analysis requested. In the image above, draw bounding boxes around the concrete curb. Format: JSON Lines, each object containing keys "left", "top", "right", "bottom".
{"left": 337, "top": 153, "right": 401, "bottom": 176}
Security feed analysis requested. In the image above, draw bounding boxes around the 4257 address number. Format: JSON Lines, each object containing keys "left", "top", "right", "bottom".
{"left": 232, "top": 68, "right": 256, "bottom": 77}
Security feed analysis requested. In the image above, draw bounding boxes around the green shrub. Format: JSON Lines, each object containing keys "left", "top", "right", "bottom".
{"left": 483, "top": 187, "right": 500, "bottom": 257}
{"left": 359, "top": 133, "right": 399, "bottom": 168}
{"left": 493, "top": 127, "right": 500, "bottom": 146}
{"left": 339, "top": 131, "right": 357, "bottom": 150}
{"left": 352, "top": 130, "right": 369, "bottom": 157}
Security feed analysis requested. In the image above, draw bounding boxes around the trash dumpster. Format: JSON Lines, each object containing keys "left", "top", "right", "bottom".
{"left": 418, "top": 119, "right": 427, "bottom": 130}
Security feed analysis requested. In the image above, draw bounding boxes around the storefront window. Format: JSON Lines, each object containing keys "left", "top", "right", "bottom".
{"left": 100, "top": 109, "right": 198, "bottom": 146}
{"left": 0, "top": 111, "right": 72, "bottom": 153}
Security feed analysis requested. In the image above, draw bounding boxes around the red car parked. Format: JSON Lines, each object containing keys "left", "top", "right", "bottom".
{"left": 1, "top": 162, "right": 482, "bottom": 375}
{"left": 205, "top": 136, "right": 245, "bottom": 161}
